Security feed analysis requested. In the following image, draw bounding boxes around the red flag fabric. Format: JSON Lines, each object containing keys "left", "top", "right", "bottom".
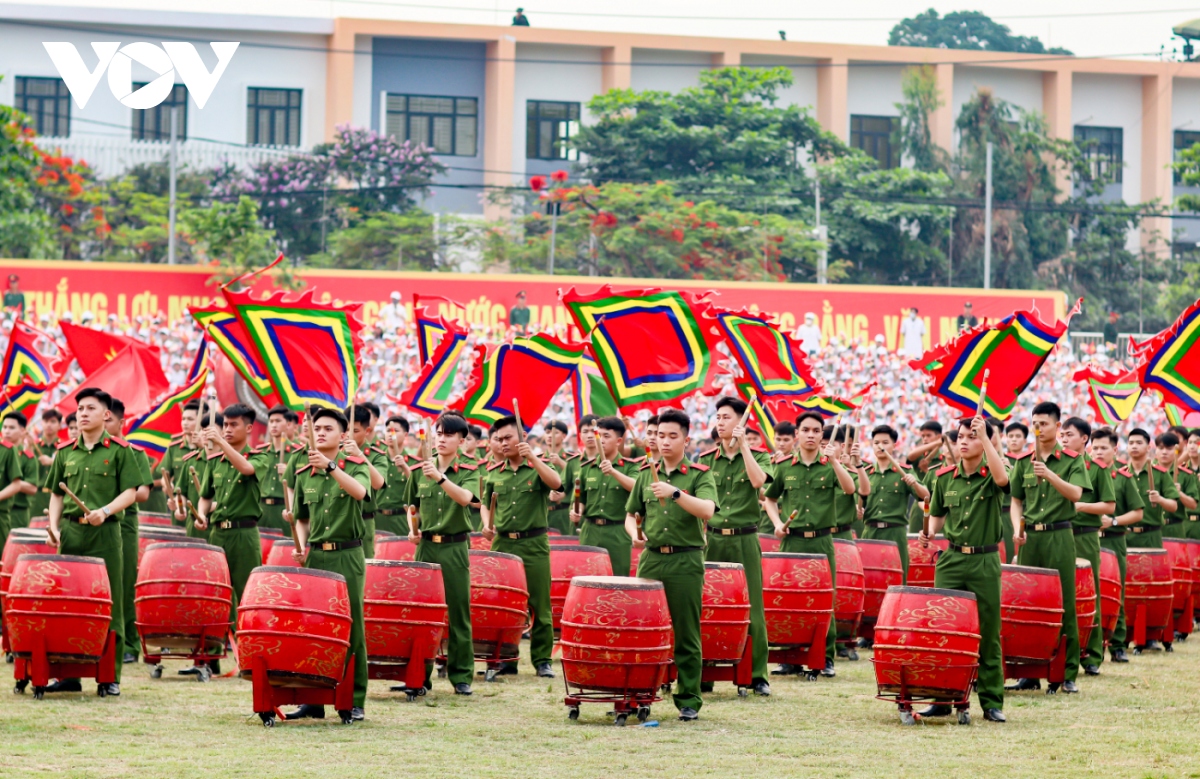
{"left": 56, "top": 345, "right": 158, "bottom": 418}
{"left": 1131, "top": 298, "right": 1200, "bottom": 413}
{"left": 2, "top": 320, "right": 71, "bottom": 390}
{"left": 453, "top": 335, "right": 586, "bottom": 430}
{"left": 59, "top": 321, "right": 169, "bottom": 400}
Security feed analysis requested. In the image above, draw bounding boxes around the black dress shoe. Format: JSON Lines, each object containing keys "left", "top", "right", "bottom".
{"left": 1084, "top": 665, "right": 1100, "bottom": 676}
{"left": 535, "top": 663, "right": 555, "bottom": 679}
{"left": 984, "top": 708, "right": 1006, "bottom": 722}
{"left": 1133, "top": 646, "right": 1144, "bottom": 655}
{"left": 178, "top": 666, "right": 202, "bottom": 676}
{"left": 836, "top": 646, "right": 850, "bottom": 659}
{"left": 820, "top": 660, "right": 836, "bottom": 677}
{"left": 284, "top": 704, "right": 326, "bottom": 720}
{"left": 1006, "top": 678, "right": 1041, "bottom": 691}
{"left": 1111, "top": 648, "right": 1129, "bottom": 663}
{"left": 678, "top": 707, "right": 699, "bottom": 721}
{"left": 845, "top": 647, "right": 859, "bottom": 661}
{"left": 350, "top": 707, "right": 364, "bottom": 721}
{"left": 1163, "top": 642, "right": 1174, "bottom": 653}
{"left": 1144, "top": 640, "right": 1161, "bottom": 650}
{"left": 857, "top": 637, "right": 873, "bottom": 649}
{"left": 45, "top": 678, "right": 83, "bottom": 693}
{"left": 122, "top": 653, "right": 138, "bottom": 664}
{"left": 208, "top": 659, "right": 221, "bottom": 675}
{"left": 917, "top": 704, "right": 952, "bottom": 717}
{"left": 454, "top": 683, "right": 472, "bottom": 695}
{"left": 1061, "top": 680, "right": 1079, "bottom": 694}
{"left": 495, "top": 664, "right": 518, "bottom": 676}
{"left": 97, "top": 683, "right": 120, "bottom": 696}
{"left": 770, "top": 663, "right": 794, "bottom": 676}
{"left": 751, "top": 680, "right": 771, "bottom": 696}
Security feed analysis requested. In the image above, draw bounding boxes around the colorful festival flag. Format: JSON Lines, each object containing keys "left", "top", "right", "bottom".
{"left": 2, "top": 321, "right": 70, "bottom": 391}
{"left": 0, "top": 380, "right": 48, "bottom": 422}
{"left": 124, "top": 369, "right": 209, "bottom": 463}
{"left": 454, "top": 334, "right": 587, "bottom": 430}
{"left": 1164, "top": 402, "right": 1185, "bottom": 428}
{"left": 561, "top": 285, "right": 722, "bottom": 415}
{"left": 736, "top": 384, "right": 780, "bottom": 450}
{"left": 714, "top": 308, "right": 821, "bottom": 400}
{"left": 792, "top": 383, "right": 877, "bottom": 420}
{"left": 1132, "top": 298, "right": 1200, "bottom": 413}
{"left": 414, "top": 294, "right": 467, "bottom": 366}
{"left": 398, "top": 320, "right": 473, "bottom": 420}
{"left": 189, "top": 305, "right": 279, "bottom": 405}
{"left": 909, "top": 301, "right": 1080, "bottom": 420}
{"left": 1072, "top": 365, "right": 1143, "bottom": 426}
{"left": 223, "top": 287, "right": 365, "bottom": 411}
{"left": 60, "top": 321, "right": 169, "bottom": 400}
{"left": 186, "top": 335, "right": 210, "bottom": 383}
{"left": 571, "top": 351, "right": 619, "bottom": 425}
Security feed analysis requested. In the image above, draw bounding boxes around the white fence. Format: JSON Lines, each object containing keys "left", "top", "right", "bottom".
{"left": 34, "top": 136, "right": 305, "bottom": 178}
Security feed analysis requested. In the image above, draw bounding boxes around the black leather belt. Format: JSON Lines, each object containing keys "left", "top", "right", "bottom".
{"left": 499, "top": 527, "right": 548, "bottom": 540}
{"left": 712, "top": 526, "right": 756, "bottom": 536}
{"left": 651, "top": 545, "right": 703, "bottom": 555}
{"left": 950, "top": 543, "right": 999, "bottom": 555}
{"left": 261, "top": 497, "right": 284, "bottom": 506}
{"left": 310, "top": 539, "right": 363, "bottom": 551}
{"left": 215, "top": 519, "right": 258, "bottom": 530}
{"left": 585, "top": 517, "right": 618, "bottom": 526}
{"left": 379, "top": 509, "right": 405, "bottom": 516}
{"left": 832, "top": 524, "right": 855, "bottom": 535}
{"left": 1100, "top": 528, "right": 1125, "bottom": 537}
{"left": 785, "top": 527, "right": 833, "bottom": 538}
{"left": 1164, "top": 518, "right": 1183, "bottom": 526}
{"left": 75, "top": 515, "right": 118, "bottom": 524}
{"left": 362, "top": 512, "right": 376, "bottom": 520}
{"left": 422, "top": 531, "right": 469, "bottom": 544}
{"left": 1027, "top": 521, "right": 1072, "bottom": 533}
{"left": 867, "top": 521, "right": 904, "bottom": 529}
{"left": 1072, "top": 526, "right": 1101, "bottom": 535}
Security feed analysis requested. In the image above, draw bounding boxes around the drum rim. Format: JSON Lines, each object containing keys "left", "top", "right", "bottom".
{"left": 137, "top": 512, "right": 173, "bottom": 519}
{"left": 854, "top": 539, "right": 899, "bottom": 547}
{"left": 1127, "top": 548, "right": 1167, "bottom": 555}
{"left": 550, "top": 545, "right": 610, "bottom": 554}
{"left": 139, "top": 530, "right": 189, "bottom": 537}
{"left": 374, "top": 530, "right": 398, "bottom": 538}
{"left": 1075, "top": 557, "right": 1093, "bottom": 569}
{"left": 832, "top": 538, "right": 858, "bottom": 546}
{"left": 376, "top": 537, "right": 415, "bottom": 544}
{"left": 1099, "top": 547, "right": 1117, "bottom": 557}
{"left": 16, "top": 553, "right": 105, "bottom": 565}
{"left": 5, "top": 536, "right": 54, "bottom": 545}
{"left": 365, "top": 559, "right": 441, "bottom": 570}
{"left": 885, "top": 584, "right": 977, "bottom": 601}
{"left": 271, "top": 538, "right": 297, "bottom": 546}
{"left": 906, "top": 533, "right": 946, "bottom": 539}
{"left": 1001, "top": 564, "right": 1060, "bottom": 575}
{"left": 570, "top": 575, "right": 663, "bottom": 590}
{"left": 762, "top": 552, "right": 828, "bottom": 560}
{"left": 253, "top": 565, "right": 347, "bottom": 583}
{"left": 704, "top": 561, "right": 745, "bottom": 571}
{"left": 468, "top": 550, "right": 523, "bottom": 562}
{"left": 144, "top": 542, "right": 223, "bottom": 553}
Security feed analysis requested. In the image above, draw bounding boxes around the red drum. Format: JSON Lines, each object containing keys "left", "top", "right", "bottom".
{"left": 138, "top": 512, "right": 174, "bottom": 527}
{"left": 265, "top": 539, "right": 298, "bottom": 567}
{"left": 258, "top": 529, "right": 286, "bottom": 564}
{"left": 1185, "top": 539, "right": 1200, "bottom": 621}
{"left": 1, "top": 533, "right": 58, "bottom": 652}
{"left": 1098, "top": 548, "right": 1122, "bottom": 640}
{"left": 856, "top": 539, "right": 904, "bottom": 641}
{"left": 550, "top": 545, "right": 613, "bottom": 633}
{"left": 237, "top": 566, "right": 352, "bottom": 688}
{"left": 1162, "top": 539, "right": 1194, "bottom": 637}
{"left": 364, "top": 560, "right": 448, "bottom": 689}
{"left": 468, "top": 533, "right": 490, "bottom": 551}
{"left": 469, "top": 550, "right": 530, "bottom": 663}
{"left": 28, "top": 516, "right": 49, "bottom": 529}
{"left": 833, "top": 539, "right": 865, "bottom": 647}
{"left": 136, "top": 528, "right": 194, "bottom": 566}
{"left": 1000, "top": 564, "right": 1063, "bottom": 666}
{"left": 134, "top": 542, "right": 233, "bottom": 655}
{"left": 758, "top": 533, "right": 780, "bottom": 554}
{"left": 6, "top": 554, "right": 113, "bottom": 663}
{"left": 375, "top": 538, "right": 418, "bottom": 562}
{"left": 547, "top": 528, "right": 562, "bottom": 536}
{"left": 701, "top": 562, "right": 751, "bottom": 663}
{"left": 1075, "top": 558, "right": 1097, "bottom": 653}
{"left": 559, "top": 576, "right": 673, "bottom": 694}
{"left": 548, "top": 535, "right": 581, "bottom": 547}
{"left": 629, "top": 544, "right": 643, "bottom": 573}
{"left": 1125, "top": 549, "right": 1174, "bottom": 645}
{"left": 872, "top": 585, "right": 980, "bottom": 704}
{"left": 762, "top": 552, "right": 834, "bottom": 672}
{"left": 375, "top": 530, "right": 398, "bottom": 541}
{"left": 907, "top": 535, "right": 949, "bottom": 586}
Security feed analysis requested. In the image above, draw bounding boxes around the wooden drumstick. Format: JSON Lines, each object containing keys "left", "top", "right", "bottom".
{"left": 512, "top": 399, "right": 525, "bottom": 444}
{"left": 594, "top": 430, "right": 608, "bottom": 467}
{"left": 976, "top": 368, "right": 990, "bottom": 417}
{"left": 731, "top": 394, "right": 755, "bottom": 453}
{"left": 59, "top": 481, "right": 91, "bottom": 516}
{"left": 648, "top": 458, "right": 666, "bottom": 508}
{"left": 634, "top": 511, "right": 645, "bottom": 541}
{"left": 487, "top": 492, "right": 498, "bottom": 532}
{"left": 782, "top": 508, "right": 798, "bottom": 530}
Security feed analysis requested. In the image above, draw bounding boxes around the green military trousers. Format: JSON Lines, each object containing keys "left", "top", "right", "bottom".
{"left": 375, "top": 509, "right": 410, "bottom": 537}
{"left": 210, "top": 524, "right": 262, "bottom": 626}
{"left": 415, "top": 539, "right": 473, "bottom": 686}
{"left": 144, "top": 487, "right": 169, "bottom": 514}
{"left": 638, "top": 547, "right": 704, "bottom": 713}
{"left": 999, "top": 514, "right": 1015, "bottom": 563}
{"left": 1161, "top": 520, "right": 1186, "bottom": 540}
{"left": 1188, "top": 517, "right": 1200, "bottom": 540}
{"left": 9, "top": 507, "right": 29, "bottom": 530}
{"left": 1073, "top": 530, "right": 1104, "bottom": 668}
{"left": 258, "top": 501, "right": 287, "bottom": 533}
{"left": 120, "top": 518, "right": 140, "bottom": 659}
{"left": 579, "top": 519, "right": 632, "bottom": 577}
{"left": 491, "top": 534, "right": 554, "bottom": 668}
{"left": 1018, "top": 527, "right": 1080, "bottom": 683}
{"left": 60, "top": 520, "right": 124, "bottom": 683}
{"left": 362, "top": 518, "right": 376, "bottom": 559}
{"left": 705, "top": 532, "right": 769, "bottom": 683}
{"left": 780, "top": 534, "right": 837, "bottom": 666}
{"left": 1099, "top": 532, "right": 1128, "bottom": 650}
{"left": 1126, "top": 528, "right": 1163, "bottom": 549}
{"left": 0, "top": 515, "right": 10, "bottom": 558}
{"left": 307, "top": 546, "right": 368, "bottom": 709}
{"left": 861, "top": 523, "right": 910, "bottom": 582}
{"left": 548, "top": 506, "right": 574, "bottom": 536}
{"left": 934, "top": 549, "right": 1003, "bottom": 711}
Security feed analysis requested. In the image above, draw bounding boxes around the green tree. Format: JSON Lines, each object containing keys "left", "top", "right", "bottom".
{"left": 894, "top": 65, "right": 944, "bottom": 173}
{"left": 185, "top": 196, "right": 296, "bottom": 287}
{"left": 0, "top": 94, "right": 57, "bottom": 259}
{"left": 889, "top": 9, "right": 1072, "bottom": 55}
{"left": 309, "top": 211, "right": 481, "bottom": 271}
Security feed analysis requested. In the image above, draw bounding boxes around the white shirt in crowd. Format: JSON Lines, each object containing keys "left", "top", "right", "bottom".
{"left": 795, "top": 319, "right": 822, "bottom": 354}
{"left": 377, "top": 301, "right": 407, "bottom": 331}
{"left": 900, "top": 313, "right": 926, "bottom": 359}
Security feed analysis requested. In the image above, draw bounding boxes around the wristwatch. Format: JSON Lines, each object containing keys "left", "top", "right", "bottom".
{"left": 325, "top": 461, "right": 338, "bottom": 474}
{"left": 672, "top": 488, "right": 682, "bottom": 501}
{"left": 100, "top": 505, "right": 111, "bottom": 518}
{"left": 437, "top": 475, "right": 447, "bottom": 485}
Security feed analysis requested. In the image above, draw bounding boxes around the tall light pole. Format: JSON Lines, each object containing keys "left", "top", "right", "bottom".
{"left": 167, "top": 106, "right": 178, "bottom": 265}
{"left": 983, "top": 141, "right": 993, "bottom": 289}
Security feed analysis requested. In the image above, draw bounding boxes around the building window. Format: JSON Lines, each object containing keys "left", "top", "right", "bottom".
{"left": 247, "top": 88, "right": 302, "bottom": 147}
{"left": 526, "top": 101, "right": 580, "bottom": 160}
{"left": 1074, "top": 125, "right": 1123, "bottom": 184}
{"left": 132, "top": 84, "right": 188, "bottom": 142}
{"left": 1174, "top": 130, "right": 1200, "bottom": 184}
{"left": 384, "top": 94, "right": 477, "bottom": 156}
{"left": 14, "top": 76, "right": 70, "bottom": 137}
{"left": 850, "top": 115, "right": 899, "bottom": 169}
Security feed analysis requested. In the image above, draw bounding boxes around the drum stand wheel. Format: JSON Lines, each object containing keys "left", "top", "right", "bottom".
{"left": 150, "top": 664, "right": 163, "bottom": 679}
{"left": 196, "top": 665, "right": 212, "bottom": 683}
{"left": 804, "top": 670, "right": 819, "bottom": 682}
{"left": 337, "top": 710, "right": 354, "bottom": 725}
{"left": 1045, "top": 682, "right": 1060, "bottom": 695}
{"left": 636, "top": 706, "right": 651, "bottom": 722}
{"left": 613, "top": 713, "right": 628, "bottom": 727}
{"left": 32, "top": 686, "right": 46, "bottom": 700}
{"left": 737, "top": 686, "right": 748, "bottom": 698}
{"left": 957, "top": 710, "right": 971, "bottom": 726}
{"left": 13, "top": 679, "right": 28, "bottom": 695}
{"left": 484, "top": 668, "right": 499, "bottom": 683}
{"left": 259, "top": 712, "right": 276, "bottom": 728}
{"left": 898, "top": 710, "right": 917, "bottom": 726}
{"left": 567, "top": 706, "right": 580, "bottom": 721}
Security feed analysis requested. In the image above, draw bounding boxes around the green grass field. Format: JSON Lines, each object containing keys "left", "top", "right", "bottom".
{"left": 4, "top": 639, "right": 1200, "bottom": 779}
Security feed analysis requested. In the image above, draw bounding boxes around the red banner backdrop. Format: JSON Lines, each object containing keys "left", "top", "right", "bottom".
{"left": 1, "top": 260, "right": 1065, "bottom": 354}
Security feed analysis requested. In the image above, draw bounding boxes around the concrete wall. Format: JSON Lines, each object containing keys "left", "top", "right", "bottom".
{"left": 630, "top": 48, "right": 709, "bottom": 94}
{"left": 1172, "top": 78, "right": 1200, "bottom": 244}
{"left": 846, "top": 65, "right": 904, "bottom": 122}
{"left": 741, "top": 54, "right": 819, "bottom": 113}
{"left": 512, "top": 43, "right": 603, "bottom": 180}
{"left": 1073, "top": 72, "right": 1143, "bottom": 206}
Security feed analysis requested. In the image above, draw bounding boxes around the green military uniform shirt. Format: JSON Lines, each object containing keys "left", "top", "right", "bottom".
{"left": 361, "top": 447, "right": 391, "bottom": 516}
{"left": 119, "top": 446, "right": 154, "bottom": 529}
{"left": 574, "top": 455, "right": 640, "bottom": 521}
{"left": 3, "top": 290, "right": 25, "bottom": 317}
{"left": 1165, "top": 465, "right": 1199, "bottom": 526}
{"left": 10, "top": 447, "right": 36, "bottom": 514}
{"left": 29, "top": 440, "right": 55, "bottom": 517}
{"left": 44, "top": 432, "right": 144, "bottom": 519}
{"left": 865, "top": 461, "right": 920, "bottom": 524}
{"left": 928, "top": 462, "right": 1005, "bottom": 547}
{"left": 0, "top": 441, "right": 23, "bottom": 528}
{"left": 1075, "top": 455, "right": 1118, "bottom": 528}
{"left": 1104, "top": 463, "right": 1145, "bottom": 518}
{"left": 256, "top": 442, "right": 291, "bottom": 504}
{"left": 1126, "top": 463, "right": 1179, "bottom": 530}
{"left": 293, "top": 455, "right": 372, "bottom": 545}
{"left": 482, "top": 459, "right": 553, "bottom": 534}
{"left": 404, "top": 458, "right": 478, "bottom": 535}
{"left": 1008, "top": 446, "right": 1091, "bottom": 526}
{"left": 696, "top": 445, "right": 773, "bottom": 530}
{"left": 763, "top": 453, "right": 847, "bottom": 532}
{"left": 624, "top": 459, "right": 718, "bottom": 549}
{"left": 200, "top": 447, "right": 269, "bottom": 522}
{"left": 374, "top": 447, "right": 415, "bottom": 513}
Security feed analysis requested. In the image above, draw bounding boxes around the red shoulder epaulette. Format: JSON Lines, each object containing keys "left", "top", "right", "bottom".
{"left": 1154, "top": 463, "right": 1171, "bottom": 473}
{"left": 1008, "top": 449, "right": 1033, "bottom": 460}
{"left": 295, "top": 463, "right": 315, "bottom": 475}
{"left": 205, "top": 450, "right": 222, "bottom": 461}
{"left": 639, "top": 461, "right": 654, "bottom": 471}
{"left": 690, "top": 462, "right": 710, "bottom": 472}
{"left": 898, "top": 460, "right": 913, "bottom": 469}
{"left": 128, "top": 442, "right": 146, "bottom": 454}
{"left": 0, "top": 440, "right": 13, "bottom": 449}
{"left": 456, "top": 461, "right": 478, "bottom": 472}
{"left": 342, "top": 455, "right": 366, "bottom": 465}
{"left": 108, "top": 436, "right": 131, "bottom": 448}
{"left": 487, "top": 460, "right": 506, "bottom": 471}
{"left": 772, "top": 452, "right": 791, "bottom": 464}
{"left": 566, "top": 452, "right": 581, "bottom": 461}
{"left": 751, "top": 445, "right": 769, "bottom": 454}
{"left": 182, "top": 449, "right": 200, "bottom": 461}
{"left": 1062, "top": 448, "right": 1079, "bottom": 458}
{"left": 627, "top": 455, "right": 645, "bottom": 464}
{"left": 55, "top": 438, "right": 74, "bottom": 450}
{"left": 1180, "top": 465, "right": 1194, "bottom": 475}
{"left": 1117, "top": 467, "right": 1133, "bottom": 478}
{"left": 936, "top": 464, "right": 957, "bottom": 477}
{"left": 697, "top": 447, "right": 718, "bottom": 459}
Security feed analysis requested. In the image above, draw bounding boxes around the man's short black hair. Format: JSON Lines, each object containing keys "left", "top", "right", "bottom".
{"left": 362, "top": 401, "right": 381, "bottom": 420}
{"left": 41, "top": 409, "right": 62, "bottom": 423}
{"left": 945, "top": 428, "right": 959, "bottom": 442}
{"left": 312, "top": 407, "right": 348, "bottom": 432}
{"left": 774, "top": 421, "right": 796, "bottom": 436}
{"left": 795, "top": 411, "right": 824, "bottom": 430}
{"left": 579, "top": 414, "right": 599, "bottom": 428}
{"left": 76, "top": 387, "right": 112, "bottom": 410}
{"left": 657, "top": 408, "right": 690, "bottom": 433}
{"left": 958, "top": 416, "right": 995, "bottom": 439}
{"left": 1031, "top": 401, "right": 1062, "bottom": 421}
{"left": 872, "top": 424, "right": 898, "bottom": 443}
{"left": 1156, "top": 432, "right": 1180, "bottom": 449}
{"left": 546, "top": 420, "right": 568, "bottom": 435}
{"left": 437, "top": 414, "right": 468, "bottom": 437}
{"left": 346, "top": 405, "right": 371, "bottom": 426}
{"left": 183, "top": 400, "right": 201, "bottom": 413}
{"left": 1190, "top": 428, "right": 1200, "bottom": 441}
{"left": 200, "top": 411, "right": 224, "bottom": 428}
{"left": 267, "top": 404, "right": 289, "bottom": 419}
{"left": 1005, "top": 422, "right": 1029, "bottom": 437}
{"left": 1063, "top": 416, "right": 1091, "bottom": 441}
{"left": 715, "top": 396, "right": 747, "bottom": 416}
{"left": 386, "top": 416, "right": 410, "bottom": 433}
{"left": 224, "top": 404, "right": 256, "bottom": 425}
{"left": 284, "top": 410, "right": 299, "bottom": 424}
{"left": 3, "top": 412, "right": 27, "bottom": 428}
{"left": 596, "top": 416, "right": 626, "bottom": 436}
{"left": 1128, "top": 428, "right": 1151, "bottom": 444}
{"left": 1092, "top": 427, "right": 1119, "bottom": 447}
{"left": 646, "top": 414, "right": 660, "bottom": 427}
{"left": 108, "top": 397, "right": 126, "bottom": 420}
{"left": 919, "top": 420, "right": 943, "bottom": 435}
{"left": 490, "top": 415, "right": 518, "bottom": 436}
{"left": 467, "top": 424, "right": 483, "bottom": 440}
{"left": 65, "top": 412, "right": 77, "bottom": 425}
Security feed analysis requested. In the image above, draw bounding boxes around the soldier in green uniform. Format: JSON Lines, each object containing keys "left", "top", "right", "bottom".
{"left": 570, "top": 416, "right": 637, "bottom": 576}
{"left": 763, "top": 411, "right": 857, "bottom": 678}
{"left": 283, "top": 407, "right": 370, "bottom": 722}
{"left": 1088, "top": 428, "right": 1144, "bottom": 665}
{"left": 1000, "top": 422, "right": 1030, "bottom": 562}
{"left": 1156, "top": 431, "right": 1199, "bottom": 541}
{"left": 45, "top": 388, "right": 142, "bottom": 696}
{"left": 105, "top": 398, "right": 153, "bottom": 665}
{"left": 917, "top": 415, "right": 1009, "bottom": 723}
{"left": 543, "top": 420, "right": 574, "bottom": 536}
{"left": 30, "top": 409, "right": 63, "bottom": 519}
{"left": 1187, "top": 429, "right": 1200, "bottom": 538}
{"left": 624, "top": 408, "right": 718, "bottom": 721}
{"left": 1008, "top": 402, "right": 1091, "bottom": 694}
{"left": 405, "top": 413, "right": 477, "bottom": 696}
{"left": 160, "top": 401, "right": 199, "bottom": 529}
{"left": 2, "top": 414, "right": 39, "bottom": 530}
{"left": 346, "top": 406, "right": 387, "bottom": 558}
{"left": 1060, "top": 418, "right": 1117, "bottom": 676}
{"left": 378, "top": 416, "right": 418, "bottom": 535}
{"left": 1125, "top": 428, "right": 1178, "bottom": 553}
{"left": 254, "top": 406, "right": 291, "bottom": 533}
{"left": 481, "top": 414, "right": 562, "bottom": 678}
{"left": 863, "top": 424, "right": 928, "bottom": 583}
{"left": 561, "top": 415, "right": 601, "bottom": 538}
{"left": 698, "top": 397, "right": 774, "bottom": 695}
{"left": 0, "top": 432, "right": 26, "bottom": 558}
{"left": 823, "top": 425, "right": 870, "bottom": 541}
{"left": 905, "top": 421, "right": 945, "bottom": 532}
